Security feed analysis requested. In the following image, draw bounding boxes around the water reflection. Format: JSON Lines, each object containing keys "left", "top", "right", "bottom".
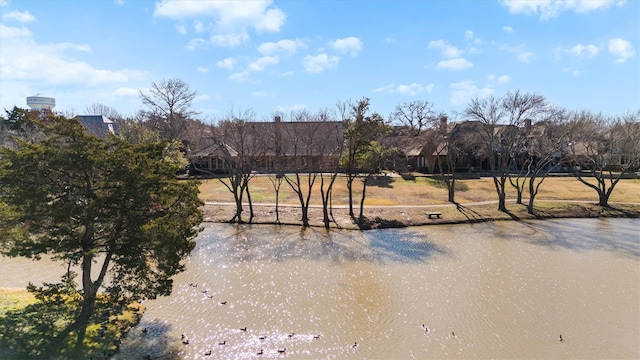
{"left": 1, "top": 219, "right": 638, "bottom": 359}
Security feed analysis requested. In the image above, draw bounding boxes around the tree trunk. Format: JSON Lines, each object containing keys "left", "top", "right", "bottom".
{"left": 75, "top": 253, "right": 97, "bottom": 348}
{"left": 347, "top": 175, "right": 355, "bottom": 217}
{"left": 598, "top": 192, "right": 609, "bottom": 207}
{"left": 358, "top": 179, "right": 368, "bottom": 228}
{"left": 498, "top": 187, "right": 507, "bottom": 212}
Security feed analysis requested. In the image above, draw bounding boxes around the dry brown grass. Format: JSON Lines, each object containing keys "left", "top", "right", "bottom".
{"left": 195, "top": 174, "right": 640, "bottom": 229}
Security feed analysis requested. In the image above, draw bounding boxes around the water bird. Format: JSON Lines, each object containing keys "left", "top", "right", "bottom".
{"left": 352, "top": 342, "right": 358, "bottom": 348}
{"left": 559, "top": 334, "right": 563, "bottom": 341}
{"left": 181, "top": 333, "right": 186, "bottom": 339}
{"left": 451, "top": 331, "right": 456, "bottom": 337}
{"left": 142, "top": 327, "right": 148, "bottom": 334}
{"left": 259, "top": 335, "right": 266, "bottom": 340}
{"left": 240, "top": 327, "right": 247, "bottom": 331}
{"left": 182, "top": 338, "right": 189, "bottom": 345}
{"left": 220, "top": 301, "right": 227, "bottom": 305}
{"left": 202, "top": 289, "right": 208, "bottom": 294}
{"left": 288, "top": 332, "right": 295, "bottom": 338}
{"left": 278, "top": 347, "right": 286, "bottom": 353}
{"left": 204, "top": 350, "right": 212, "bottom": 356}
{"left": 218, "top": 340, "right": 226, "bottom": 345}
{"left": 257, "top": 349, "right": 264, "bottom": 355}
{"left": 313, "top": 334, "right": 321, "bottom": 339}
{"left": 422, "top": 324, "right": 429, "bottom": 332}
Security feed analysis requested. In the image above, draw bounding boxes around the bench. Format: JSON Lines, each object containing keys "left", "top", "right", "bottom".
{"left": 427, "top": 212, "right": 442, "bottom": 219}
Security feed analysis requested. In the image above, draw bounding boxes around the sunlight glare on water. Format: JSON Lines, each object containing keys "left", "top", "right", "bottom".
{"left": 1, "top": 219, "right": 638, "bottom": 359}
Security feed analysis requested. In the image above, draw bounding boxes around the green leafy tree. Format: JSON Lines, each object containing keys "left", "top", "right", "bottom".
{"left": 340, "top": 98, "right": 392, "bottom": 222}
{"left": 0, "top": 116, "right": 203, "bottom": 349}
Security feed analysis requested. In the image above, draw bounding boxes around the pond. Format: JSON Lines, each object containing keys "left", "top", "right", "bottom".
{"left": 2, "top": 219, "right": 639, "bottom": 359}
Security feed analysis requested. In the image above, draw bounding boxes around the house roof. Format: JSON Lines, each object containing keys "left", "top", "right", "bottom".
{"left": 192, "top": 120, "right": 345, "bottom": 158}
{"left": 75, "top": 115, "right": 117, "bottom": 137}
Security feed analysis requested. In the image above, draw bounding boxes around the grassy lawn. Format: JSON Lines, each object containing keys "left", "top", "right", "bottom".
{"left": 0, "top": 289, "right": 145, "bottom": 360}
{"left": 196, "top": 174, "right": 640, "bottom": 228}
{"left": 197, "top": 173, "right": 640, "bottom": 206}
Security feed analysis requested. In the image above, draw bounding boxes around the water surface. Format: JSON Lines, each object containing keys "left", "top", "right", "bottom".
{"left": 2, "top": 219, "right": 638, "bottom": 359}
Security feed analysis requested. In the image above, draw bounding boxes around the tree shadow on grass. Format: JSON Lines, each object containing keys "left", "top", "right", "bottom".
{"left": 454, "top": 202, "right": 488, "bottom": 223}
{"left": 0, "top": 290, "right": 152, "bottom": 359}
{"left": 366, "top": 175, "right": 394, "bottom": 188}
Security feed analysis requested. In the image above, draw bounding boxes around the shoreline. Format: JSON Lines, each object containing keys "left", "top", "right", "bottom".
{"left": 202, "top": 200, "right": 640, "bottom": 230}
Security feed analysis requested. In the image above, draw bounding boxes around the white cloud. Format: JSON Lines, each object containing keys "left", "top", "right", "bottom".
{"left": 303, "top": 53, "right": 339, "bottom": 73}
{"left": 0, "top": 0, "right": 11, "bottom": 6}
{"left": 2, "top": 10, "right": 35, "bottom": 22}
{"left": 114, "top": 87, "right": 139, "bottom": 97}
{"left": 384, "top": 37, "right": 395, "bottom": 44}
{"left": 519, "top": 52, "right": 534, "bottom": 62}
{"left": 194, "top": 20, "right": 204, "bottom": 33}
{"left": 216, "top": 57, "right": 235, "bottom": 69}
{"left": 608, "top": 38, "right": 635, "bottom": 63}
{"left": 248, "top": 55, "right": 279, "bottom": 72}
{"left": 500, "top": 0, "right": 620, "bottom": 20}
{"left": 254, "top": 7, "right": 286, "bottom": 32}
{"left": 176, "top": 24, "right": 187, "bottom": 35}
{"left": 373, "top": 82, "right": 434, "bottom": 95}
{"left": 197, "top": 66, "right": 209, "bottom": 73}
{"left": 228, "top": 70, "right": 250, "bottom": 82}
{"left": 500, "top": 44, "right": 534, "bottom": 63}
{"left": 569, "top": 43, "right": 599, "bottom": 57}
{"left": 186, "top": 37, "right": 206, "bottom": 51}
{"left": 0, "top": 24, "right": 146, "bottom": 86}
{"left": 436, "top": 58, "right": 473, "bottom": 70}
{"left": 210, "top": 30, "right": 249, "bottom": 47}
{"left": 488, "top": 74, "right": 512, "bottom": 85}
{"left": 330, "top": 36, "right": 363, "bottom": 56}
{"left": 154, "top": 0, "right": 285, "bottom": 48}
{"left": 154, "top": 0, "right": 285, "bottom": 30}
{"left": 503, "top": 26, "right": 514, "bottom": 33}
{"left": 464, "top": 30, "right": 474, "bottom": 40}
{"left": 450, "top": 80, "right": 493, "bottom": 106}
{"left": 428, "top": 39, "right": 463, "bottom": 58}
{"left": 258, "top": 38, "right": 306, "bottom": 55}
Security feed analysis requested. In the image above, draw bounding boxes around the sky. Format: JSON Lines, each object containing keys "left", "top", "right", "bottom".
{"left": 1, "top": 0, "right": 638, "bottom": 122}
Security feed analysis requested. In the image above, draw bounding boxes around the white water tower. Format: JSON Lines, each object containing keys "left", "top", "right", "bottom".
{"left": 26, "top": 95, "right": 56, "bottom": 111}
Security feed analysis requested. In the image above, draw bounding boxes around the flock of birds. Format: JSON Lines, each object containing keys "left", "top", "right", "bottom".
{"left": 174, "top": 327, "right": 324, "bottom": 356}
{"left": 136, "top": 283, "right": 566, "bottom": 358}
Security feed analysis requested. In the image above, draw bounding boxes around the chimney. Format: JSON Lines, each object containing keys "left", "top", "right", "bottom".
{"left": 439, "top": 115, "right": 448, "bottom": 132}
{"left": 275, "top": 116, "right": 282, "bottom": 156}
{"left": 524, "top": 118, "right": 532, "bottom": 132}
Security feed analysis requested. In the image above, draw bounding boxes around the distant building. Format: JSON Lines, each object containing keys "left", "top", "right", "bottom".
{"left": 75, "top": 115, "right": 118, "bottom": 137}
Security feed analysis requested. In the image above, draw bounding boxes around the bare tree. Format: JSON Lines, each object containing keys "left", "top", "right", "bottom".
{"left": 139, "top": 78, "right": 199, "bottom": 142}
{"left": 525, "top": 110, "right": 570, "bottom": 213}
{"left": 281, "top": 109, "right": 338, "bottom": 227}
{"left": 205, "top": 108, "right": 260, "bottom": 223}
{"left": 564, "top": 110, "right": 640, "bottom": 207}
{"left": 315, "top": 107, "right": 344, "bottom": 229}
{"left": 465, "top": 90, "right": 549, "bottom": 212}
{"left": 84, "top": 102, "right": 123, "bottom": 120}
{"left": 263, "top": 111, "right": 286, "bottom": 224}
{"left": 390, "top": 100, "right": 439, "bottom": 135}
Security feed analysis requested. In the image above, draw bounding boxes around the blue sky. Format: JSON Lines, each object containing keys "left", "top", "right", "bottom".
{"left": 1, "top": 0, "right": 638, "bottom": 122}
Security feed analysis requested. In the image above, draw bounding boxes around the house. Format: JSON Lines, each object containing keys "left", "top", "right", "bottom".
{"left": 75, "top": 115, "right": 118, "bottom": 138}
{"left": 189, "top": 116, "right": 345, "bottom": 175}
